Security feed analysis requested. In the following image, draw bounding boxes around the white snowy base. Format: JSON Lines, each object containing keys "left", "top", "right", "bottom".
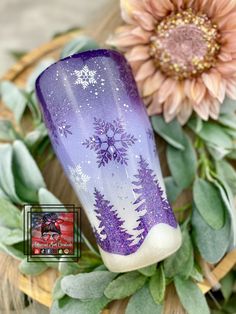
{"left": 99, "top": 223, "right": 182, "bottom": 273}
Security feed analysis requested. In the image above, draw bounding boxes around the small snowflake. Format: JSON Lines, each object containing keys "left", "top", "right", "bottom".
{"left": 69, "top": 164, "right": 90, "bottom": 191}
{"left": 58, "top": 121, "right": 72, "bottom": 138}
{"left": 73, "top": 65, "right": 97, "bottom": 89}
{"left": 83, "top": 118, "right": 137, "bottom": 167}
{"left": 147, "top": 128, "right": 154, "bottom": 141}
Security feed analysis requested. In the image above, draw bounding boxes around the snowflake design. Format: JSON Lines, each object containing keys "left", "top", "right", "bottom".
{"left": 83, "top": 118, "right": 137, "bottom": 167}
{"left": 69, "top": 164, "right": 90, "bottom": 191}
{"left": 147, "top": 128, "right": 154, "bottom": 141}
{"left": 58, "top": 121, "right": 72, "bottom": 138}
{"left": 73, "top": 65, "right": 97, "bottom": 89}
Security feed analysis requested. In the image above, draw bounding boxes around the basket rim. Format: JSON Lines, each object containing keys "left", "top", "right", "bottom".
{"left": 1, "top": 31, "right": 236, "bottom": 309}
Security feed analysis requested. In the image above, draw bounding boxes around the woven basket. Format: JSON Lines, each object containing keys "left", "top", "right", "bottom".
{"left": 1, "top": 32, "right": 236, "bottom": 312}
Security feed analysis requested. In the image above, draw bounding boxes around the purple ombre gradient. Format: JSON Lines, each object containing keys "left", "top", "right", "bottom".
{"left": 36, "top": 49, "right": 178, "bottom": 256}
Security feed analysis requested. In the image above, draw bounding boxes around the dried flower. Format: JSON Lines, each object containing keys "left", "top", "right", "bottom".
{"left": 108, "top": 0, "right": 236, "bottom": 124}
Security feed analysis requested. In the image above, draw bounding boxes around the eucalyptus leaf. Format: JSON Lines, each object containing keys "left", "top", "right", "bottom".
{"left": 58, "top": 260, "right": 80, "bottom": 276}
{"left": 191, "top": 205, "right": 231, "bottom": 264}
{"left": 51, "top": 295, "right": 110, "bottom": 314}
{"left": 212, "top": 178, "right": 236, "bottom": 248}
{"left": 222, "top": 293, "right": 236, "bottom": 313}
{"left": 25, "top": 123, "right": 48, "bottom": 147}
{"left": 0, "top": 241, "right": 24, "bottom": 260}
{"left": 12, "top": 140, "right": 46, "bottom": 202}
{"left": 26, "top": 59, "right": 55, "bottom": 92}
{"left": 0, "top": 198, "right": 22, "bottom": 229}
{"left": 138, "top": 263, "right": 156, "bottom": 277}
{"left": 220, "top": 271, "right": 234, "bottom": 301}
{"left": 38, "top": 188, "right": 62, "bottom": 206}
{"left": 13, "top": 140, "right": 46, "bottom": 189}
{"left": 207, "top": 143, "right": 232, "bottom": 160}
{"left": 164, "top": 177, "right": 183, "bottom": 203}
{"left": 0, "top": 144, "right": 22, "bottom": 203}
{"left": 216, "top": 160, "right": 236, "bottom": 195}
{"left": 0, "top": 227, "right": 23, "bottom": 245}
{"left": 61, "top": 271, "right": 117, "bottom": 300}
{"left": 104, "top": 271, "right": 147, "bottom": 300}
{"left": 151, "top": 115, "right": 185, "bottom": 150}
{"left": 0, "top": 187, "right": 10, "bottom": 201}
{"left": 19, "top": 258, "right": 48, "bottom": 275}
{"left": 190, "top": 266, "right": 204, "bottom": 282}
{"left": 0, "top": 81, "right": 26, "bottom": 123}
{"left": 0, "top": 119, "right": 19, "bottom": 141}
{"left": 220, "top": 97, "right": 236, "bottom": 114}
{"left": 164, "top": 225, "right": 193, "bottom": 278}
{"left": 193, "top": 178, "right": 226, "bottom": 230}
{"left": 167, "top": 133, "right": 197, "bottom": 189}
{"left": 218, "top": 113, "right": 236, "bottom": 130}
{"left": 126, "top": 284, "right": 163, "bottom": 314}
{"left": 149, "top": 265, "right": 166, "bottom": 304}
{"left": 53, "top": 277, "right": 66, "bottom": 300}
{"left": 189, "top": 121, "right": 233, "bottom": 149}
{"left": 61, "top": 36, "right": 99, "bottom": 58}
{"left": 174, "top": 276, "right": 210, "bottom": 314}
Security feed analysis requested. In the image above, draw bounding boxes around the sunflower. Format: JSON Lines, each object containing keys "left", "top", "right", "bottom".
{"left": 108, "top": 0, "right": 236, "bottom": 124}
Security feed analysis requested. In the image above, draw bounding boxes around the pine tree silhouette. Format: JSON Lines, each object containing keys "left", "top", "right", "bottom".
{"left": 132, "top": 155, "right": 177, "bottom": 242}
{"left": 93, "top": 188, "right": 138, "bottom": 255}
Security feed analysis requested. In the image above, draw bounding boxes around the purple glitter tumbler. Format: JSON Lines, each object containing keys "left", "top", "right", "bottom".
{"left": 36, "top": 49, "right": 182, "bottom": 272}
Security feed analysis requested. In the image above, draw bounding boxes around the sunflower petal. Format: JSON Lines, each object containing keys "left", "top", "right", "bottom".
{"left": 142, "top": 71, "right": 165, "bottom": 96}
{"left": 135, "top": 60, "right": 156, "bottom": 81}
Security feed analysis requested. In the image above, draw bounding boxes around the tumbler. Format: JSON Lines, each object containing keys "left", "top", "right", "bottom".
{"left": 35, "top": 49, "right": 182, "bottom": 272}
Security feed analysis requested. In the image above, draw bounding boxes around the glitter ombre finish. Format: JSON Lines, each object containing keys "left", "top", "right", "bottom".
{"left": 35, "top": 49, "right": 182, "bottom": 272}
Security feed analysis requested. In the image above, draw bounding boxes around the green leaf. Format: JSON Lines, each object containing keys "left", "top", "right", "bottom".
{"left": 149, "top": 265, "right": 166, "bottom": 304}
{"left": 222, "top": 294, "right": 236, "bottom": 313}
{"left": 164, "top": 225, "right": 193, "bottom": 278}
{"left": 60, "top": 36, "right": 99, "bottom": 58}
{"left": 191, "top": 205, "right": 231, "bottom": 264}
{"left": 26, "top": 59, "right": 55, "bottom": 92}
{"left": 190, "top": 266, "right": 204, "bottom": 282}
{"left": 58, "top": 260, "right": 80, "bottom": 276}
{"left": 219, "top": 113, "right": 236, "bottom": 130}
{"left": 216, "top": 160, "right": 236, "bottom": 196}
{"left": 0, "top": 81, "right": 27, "bottom": 123}
{"left": 38, "top": 188, "right": 62, "bottom": 206}
{"left": 0, "top": 241, "right": 24, "bottom": 260}
{"left": 167, "top": 133, "right": 197, "bottom": 189}
{"left": 126, "top": 284, "right": 163, "bottom": 314}
{"left": 220, "top": 271, "right": 234, "bottom": 301}
{"left": 151, "top": 116, "right": 185, "bottom": 150}
{"left": 51, "top": 295, "right": 110, "bottom": 314}
{"left": 25, "top": 123, "right": 48, "bottom": 147}
{"left": 12, "top": 140, "right": 46, "bottom": 202}
{"left": 193, "top": 178, "right": 226, "bottom": 230}
{"left": 0, "top": 226, "right": 23, "bottom": 245}
{"left": 189, "top": 121, "right": 233, "bottom": 149}
{"left": 52, "top": 277, "right": 66, "bottom": 300}
{"left": 174, "top": 276, "right": 210, "bottom": 314}
{"left": 164, "top": 177, "right": 183, "bottom": 203}
{"left": 61, "top": 271, "right": 117, "bottom": 300}
{"left": 207, "top": 144, "right": 232, "bottom": 160}
{"left": 19, "top": 258, "right": 48, "bottom": 275}
{"left": 138, "top": 263, "right": 156, "bottom": 277}
{"left": 104, "top": 271, "right": 147, "bottom": 300}
{"left": 0, "top": 144, "right": 22, "bottom": 203}
{"left": 212, "top": 178, "right": 236, "bottom": 247}
{"left": 0, "top": 198, "right": 22, "bottom": 229}
{"left": 220, "top": 97, "right": 236, "bottom": 114}
{"left": 0, "top": 119, "right": 19, "bottom": 141}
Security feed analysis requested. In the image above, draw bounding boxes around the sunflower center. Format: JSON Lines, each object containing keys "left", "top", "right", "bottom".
{"left": 150, "top": 9, "right": 220, "bottom": 79}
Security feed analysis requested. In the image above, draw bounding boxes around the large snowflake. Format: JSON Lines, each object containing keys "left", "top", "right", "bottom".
{"left": 73, "top": 65, "right": 97, "bottom": 89}
{"left": 68, "top": 164, "right": 90, "bottom": 191}
{"left": 83, "top": 118, "right": 137, "bottom": 167}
